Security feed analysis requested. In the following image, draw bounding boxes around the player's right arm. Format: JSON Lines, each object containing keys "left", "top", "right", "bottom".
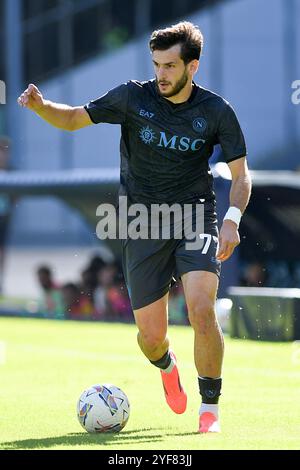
{"left": 17, "top": 84, "right": 92, "bottom": 131}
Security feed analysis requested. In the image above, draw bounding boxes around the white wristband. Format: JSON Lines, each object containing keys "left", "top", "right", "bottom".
{"left": 224, "top": 206, "right": 242, "bottom": 227}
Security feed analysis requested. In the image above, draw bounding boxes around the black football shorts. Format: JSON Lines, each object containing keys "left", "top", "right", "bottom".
{"left": 122, "top": 201, "right": 221, "bottom": 310}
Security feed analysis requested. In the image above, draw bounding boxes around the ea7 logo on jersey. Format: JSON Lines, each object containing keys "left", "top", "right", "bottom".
{"left": 139, "top": 109, "right": 155, "bottom": 119}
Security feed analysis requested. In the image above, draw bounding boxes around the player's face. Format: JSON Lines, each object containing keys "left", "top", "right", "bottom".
{"left": 152, "top": 44, "right": 195, "bottom": 98}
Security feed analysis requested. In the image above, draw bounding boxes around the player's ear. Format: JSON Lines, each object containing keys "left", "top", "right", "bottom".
{"left": 189, "top": 59, "right": 199, "bottom": 76}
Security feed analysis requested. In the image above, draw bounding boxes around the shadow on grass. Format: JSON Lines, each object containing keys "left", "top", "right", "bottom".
{"left": 169, "top": 432, "right": 199, "bottom": 437}
{"left": 0, "top": 428, "right": 167, "bottom": 450}
{"left": 0, "top": 428, "right": 202, "bottom": 450}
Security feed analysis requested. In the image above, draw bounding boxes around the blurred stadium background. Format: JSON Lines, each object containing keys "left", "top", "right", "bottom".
{"left": 0, "top": 0, "right": 300, "bottom": 340}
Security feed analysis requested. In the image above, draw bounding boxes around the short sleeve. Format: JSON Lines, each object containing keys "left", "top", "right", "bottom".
{"left": 216, "top": 102, "right": 247, "bottom": 163}
{"left": 84, "top": 83, "right": 129, "bottom": 125}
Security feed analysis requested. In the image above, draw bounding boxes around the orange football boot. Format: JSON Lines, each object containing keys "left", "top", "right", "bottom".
{"left": 160, "top": 351, "right": 187, "bottom": 414}
{"left": 198, "top": 412, "right": 221, "bottom": 433}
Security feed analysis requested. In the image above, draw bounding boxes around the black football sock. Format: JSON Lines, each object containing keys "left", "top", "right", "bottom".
{"left": 198, "top": 376, "right": 222, "bottom": 404}
{"left": 150, "top": 350, "right": 171, "bottom": 370}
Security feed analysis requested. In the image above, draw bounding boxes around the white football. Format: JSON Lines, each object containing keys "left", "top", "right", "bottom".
{"left": 77, "top": 384, "right": 130, "bottom": 433}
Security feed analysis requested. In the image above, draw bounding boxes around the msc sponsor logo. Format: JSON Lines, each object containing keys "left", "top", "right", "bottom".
{"left": 139, "top": 126, "right": 157, "bottom": 144}
{"left": 158, "top": 131, "right": 205, "bottom": 152}
{"left": 139, "top": 127, "right": 205, "bottom": 152}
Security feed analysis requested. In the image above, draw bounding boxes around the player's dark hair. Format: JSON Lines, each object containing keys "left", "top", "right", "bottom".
{"left": 149, "top": 21, "right": 203, "bottom": 64}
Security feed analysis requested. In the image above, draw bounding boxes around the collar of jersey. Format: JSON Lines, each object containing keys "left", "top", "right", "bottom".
{"left": 151, "top": 79, "right": 199, "bottom": 111}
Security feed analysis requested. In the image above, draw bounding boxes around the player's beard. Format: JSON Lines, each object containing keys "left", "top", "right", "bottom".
{"left": 156, "top": 68, "right": 189, "bottom": 98}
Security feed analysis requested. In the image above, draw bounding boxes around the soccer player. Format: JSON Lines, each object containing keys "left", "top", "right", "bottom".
{"left": 18, "top": 21, "right": 251, "bottom": 433}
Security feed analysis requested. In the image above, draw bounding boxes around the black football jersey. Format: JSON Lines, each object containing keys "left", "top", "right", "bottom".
{"left": 85, "top": 79, "right": 247, "bottom": 205}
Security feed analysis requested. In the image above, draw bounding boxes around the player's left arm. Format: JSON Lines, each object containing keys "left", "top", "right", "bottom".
{"left": 216, "top": 156, "right": 252, "bottom": 262}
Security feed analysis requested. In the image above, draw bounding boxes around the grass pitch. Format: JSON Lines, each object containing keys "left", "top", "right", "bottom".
{"left": 0, "top": 317, "right": 299, "bottom": 450}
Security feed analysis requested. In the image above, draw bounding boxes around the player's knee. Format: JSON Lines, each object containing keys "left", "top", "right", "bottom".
{"left": 187, "top": 295, "right": 216, "bottom": 333}
{"left": 137, "top": 330, "right": 166, "bottom": 352}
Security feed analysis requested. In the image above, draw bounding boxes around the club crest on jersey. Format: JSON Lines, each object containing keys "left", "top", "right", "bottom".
{"left": 193, "top": 117, "right": 207, "bottom": 133}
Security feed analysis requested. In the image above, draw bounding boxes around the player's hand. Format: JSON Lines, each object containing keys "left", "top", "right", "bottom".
{"left": 17, "top": 84, "right": 44, "bottom": 112}
{"left": 216, "top": 219, "right": 240, "bottom": 262}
